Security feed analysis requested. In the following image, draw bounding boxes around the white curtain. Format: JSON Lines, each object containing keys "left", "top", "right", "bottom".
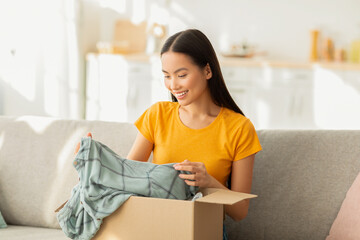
{"left": 0, "top": 0, "right": 85, "bottom": 119}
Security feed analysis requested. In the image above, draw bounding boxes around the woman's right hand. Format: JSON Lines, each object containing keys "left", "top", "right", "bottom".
{"left": 74, "top": 132, "right": 92, "bottom": 155}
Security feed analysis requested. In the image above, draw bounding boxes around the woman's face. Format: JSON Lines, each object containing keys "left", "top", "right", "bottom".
{"left": 161, "top": 51, "right": 212, "bottom": 106}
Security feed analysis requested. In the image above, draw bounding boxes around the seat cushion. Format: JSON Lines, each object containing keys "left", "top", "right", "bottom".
{"left": 0, "top": 225, "right": 69, "bottom": 240}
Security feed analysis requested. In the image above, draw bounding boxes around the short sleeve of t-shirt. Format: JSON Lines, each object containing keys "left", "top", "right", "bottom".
{"left": 233, "top": 118, "right": 262, "bottom": 161}
{"left": 134, "top": 103, "right": 159, "bottom": 144}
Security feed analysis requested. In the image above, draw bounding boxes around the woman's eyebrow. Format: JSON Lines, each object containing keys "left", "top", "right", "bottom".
{"left": 162, "top": 68, "right": 188, "bottom": 74}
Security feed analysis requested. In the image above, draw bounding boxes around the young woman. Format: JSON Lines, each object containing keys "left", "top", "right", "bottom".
{"left": 127, "top": 29, "right": 262, "bottom": 230}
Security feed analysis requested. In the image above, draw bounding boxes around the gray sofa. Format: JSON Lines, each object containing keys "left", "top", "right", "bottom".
{"left": 0, "top": 116, "right": 359, "bottom": 240}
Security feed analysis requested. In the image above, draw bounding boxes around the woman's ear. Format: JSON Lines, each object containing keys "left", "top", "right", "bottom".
{"left": 205, "top": 63, "right": 212, "bottom": 80}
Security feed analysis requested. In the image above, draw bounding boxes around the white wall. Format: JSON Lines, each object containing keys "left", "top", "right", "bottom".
{"left": 0, "top": 0, "right": 84, "bottom": 119}
{"left": 170, "top": 0, "right": 360, "bottom": 61}
{"left": 1, "top": 0, "right": 360, "bottom": 119}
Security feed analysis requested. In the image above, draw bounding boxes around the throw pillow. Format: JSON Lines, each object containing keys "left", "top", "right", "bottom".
{"left": 326, "top": 172, "right": 360, "bottom": 240}
{"left": 0, "top": 211, "right": 7, "bottom": 228}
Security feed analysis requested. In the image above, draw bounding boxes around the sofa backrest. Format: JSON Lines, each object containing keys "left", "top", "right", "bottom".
{"left": 0, "top": 116, "right": 138, "bottom": 229}
{"left": 2, "top": 116, "right": 360, "bottom": 238}
{"left": 225, "top": 130, "right": 360, "bottom": 240}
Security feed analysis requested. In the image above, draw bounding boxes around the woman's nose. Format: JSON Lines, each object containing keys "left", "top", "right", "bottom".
{"left": 170, "top": 78, "right": 179, "bottom": 90}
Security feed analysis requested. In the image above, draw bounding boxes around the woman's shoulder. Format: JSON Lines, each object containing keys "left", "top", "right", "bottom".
{"left": 221, "top": 107, "right": 254, "bottom": 130}
{"left": 222, "top": 107, "right": 248, "bottom": 122}
{"left": 147, "top": 101, "right": 178, "bottom": 115}
{"left": 150, "top": 101, "right": 177, "bottom": 109}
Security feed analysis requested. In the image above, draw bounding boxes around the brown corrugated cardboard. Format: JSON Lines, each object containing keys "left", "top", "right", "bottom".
{"left": 91, "top": 188, "right": 256, "bottom": 240}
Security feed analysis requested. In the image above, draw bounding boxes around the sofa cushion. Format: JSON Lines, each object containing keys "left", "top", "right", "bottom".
{"left": 0, "top": 116, "right": 138, "bottom": 229}
{"left": 0, "top": 225, "right": 68, "bottom": 240}
{"left": 326, "top": 172, "right": 360, "bottom": 240}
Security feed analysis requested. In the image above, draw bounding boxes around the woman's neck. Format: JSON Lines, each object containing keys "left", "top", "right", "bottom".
{"left": 179, "top": 88, "right": 220, "bottom": 117}
{"left": 180, "top": 102, "right": 220, "bottom": 118}
{"left": 178, "top": 99, "right": 221, "bottom": 129}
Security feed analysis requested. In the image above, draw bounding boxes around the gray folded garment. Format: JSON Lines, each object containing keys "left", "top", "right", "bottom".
{"left": 57, "top": 137, "right": 198, "bottom": 240}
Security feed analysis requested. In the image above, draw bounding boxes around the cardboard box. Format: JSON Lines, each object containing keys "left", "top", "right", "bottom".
{"left": 92, "top": 188, "right": 256, "bottom": 240}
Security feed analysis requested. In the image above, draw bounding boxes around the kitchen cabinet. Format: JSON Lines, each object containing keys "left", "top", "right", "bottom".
{"left": 149, "top": 56, "right": 171, "bottom": 104}
{"left": 222, "top": 66, "right": 261, "bottom": 124}
{"left": 255, "top": 67, "right": 315, "bottom": 129}
{"left": 313, "top": 67, "right": 360, "bottom": 129}
{"left": 86, "top": 54, "right": 153, "bottom": 123}
{"left": 222, "top": 65, "right": 315, "bottom": 129}
{"left": 86, "top": 54, "right": 360, "bottom": 129}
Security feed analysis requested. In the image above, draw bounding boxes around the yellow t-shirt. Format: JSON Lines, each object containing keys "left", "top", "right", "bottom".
{"left": 134, "top": 101, "right": 262, "bottom": 186}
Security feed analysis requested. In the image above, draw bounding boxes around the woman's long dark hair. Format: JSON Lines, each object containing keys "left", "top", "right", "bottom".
{"left": 160, "top": 29, "right": 245, "bottom": 116}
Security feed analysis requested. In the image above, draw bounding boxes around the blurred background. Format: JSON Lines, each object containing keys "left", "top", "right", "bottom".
{"left": 1, "top": 0, "right": 360, "bottom": 129}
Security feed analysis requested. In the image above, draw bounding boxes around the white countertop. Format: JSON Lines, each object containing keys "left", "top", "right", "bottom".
{"left": 86, "top": 53, "right": 360, "bottom": 71}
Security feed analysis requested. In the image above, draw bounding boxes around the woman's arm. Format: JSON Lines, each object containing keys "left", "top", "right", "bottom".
{"left": 224, "top": 154, "right": 255, "bottom": 221}
{"left": 126, "top": 132, "right": 154, "bottom": 162}
{"left": 200, "top": 154, "right": 255, "bottom": 221}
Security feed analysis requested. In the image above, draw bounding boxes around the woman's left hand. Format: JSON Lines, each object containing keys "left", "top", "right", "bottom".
{"left": 173, "top": 160, "right": 213, "bottom": 187}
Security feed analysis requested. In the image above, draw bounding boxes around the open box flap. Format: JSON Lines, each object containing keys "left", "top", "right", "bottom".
{"left": 195, "top": 188, "right": 257, "bottom": 205}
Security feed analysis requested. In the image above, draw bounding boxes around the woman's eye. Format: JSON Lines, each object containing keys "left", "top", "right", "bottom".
{"left": 164, "top": 75, "right": 170, "bottom": 79}
{"left": 178, "top": 74, "right": 187, "bottom": 78}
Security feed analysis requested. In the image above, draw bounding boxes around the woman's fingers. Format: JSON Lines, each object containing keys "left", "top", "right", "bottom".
{"left": 179, "top": 173, "right": 198, "bottom": 187}
{"left": 184, "top": 180, "right": 197, "bottom": 186}
{"left": 174, "top": 161, "right": 202, "bottom": 172}
{"left": 174, "top": 160, "right": 211, "bottom": 187}
{"left": 175, "top": 165, "right": 200, "bottom": 173}
{"left": 74, "top": 142, "right": 80, "bottom": 154}
{"left": 179, "top": 173, "right": 196, "bottom": 180}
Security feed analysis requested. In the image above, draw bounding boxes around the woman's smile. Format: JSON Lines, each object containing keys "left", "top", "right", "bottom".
{"left": 173, "top": 90, "right": 189, "bottom": 99}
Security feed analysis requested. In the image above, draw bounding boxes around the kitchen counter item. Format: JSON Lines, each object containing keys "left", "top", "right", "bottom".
{"left": 309, "top": 29, "right": 319, "bottom": 62}
{"left": 113, "top": 20, "right": 147, "bottom": 54}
